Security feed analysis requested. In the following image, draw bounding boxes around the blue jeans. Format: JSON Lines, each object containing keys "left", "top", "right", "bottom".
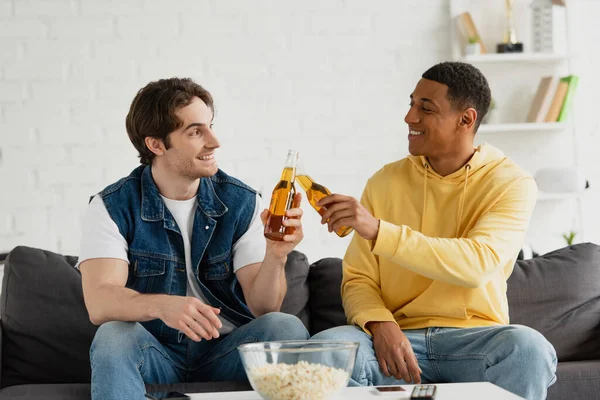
{"left": 89, "top": 312, "right": 310, "bottom": 400}
{"left": 311, "top": 325, "right": 557, "bottom": 400}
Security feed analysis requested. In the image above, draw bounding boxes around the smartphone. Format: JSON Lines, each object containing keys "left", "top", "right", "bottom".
{"left": 374, "top": 385, "right": 408, "bottom": 396}
{"left": 145, "top": 392, "right": 190, "bottom": 400}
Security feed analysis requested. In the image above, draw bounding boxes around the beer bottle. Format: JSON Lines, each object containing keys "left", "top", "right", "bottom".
{"left": 264, "top": 150, "right": 299, "bottom": 241}
{"left": 296, "top": 167, "right": 354, "bottom": 238}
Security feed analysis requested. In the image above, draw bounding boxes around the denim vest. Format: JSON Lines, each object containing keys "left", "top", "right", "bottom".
{"left": 100, "top": 165, "right": 257, "bottom": 343}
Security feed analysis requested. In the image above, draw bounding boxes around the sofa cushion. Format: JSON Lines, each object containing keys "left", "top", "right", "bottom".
{"left": 547, "top": 360, "right": 600, "bottom": 400}
{"left": 280, "top": 250, "right": 311, "bottom": 330}
{"left": 307, "top": 257, "right": 347, "bottom": 335}
{"left": 507, "top": 243, "right": 600, "bottom": 362}
{"left": 0, "top": 381, "right": 252, "bottom": 400}
{"left": 0, "top": 383, "right": 91, "bottom": 400}
{"left": 1, "top": 246, "right": 98, "bottom": 388}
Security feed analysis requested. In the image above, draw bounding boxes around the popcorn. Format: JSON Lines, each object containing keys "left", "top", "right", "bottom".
{"left": 248, "top": 361, "right": 349, "bottom": 400}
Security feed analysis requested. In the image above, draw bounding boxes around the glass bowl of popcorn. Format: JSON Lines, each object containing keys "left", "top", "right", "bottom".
{"left": 238, "top": 341, "right": 359, "bottom": 400}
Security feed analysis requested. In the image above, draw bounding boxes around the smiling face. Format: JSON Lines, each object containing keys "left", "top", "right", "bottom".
{"left": 404, "top": 78, "right": 472, "bottom": 159}
{"left": 157, "top": 97, "right": 220, "bottom": 180}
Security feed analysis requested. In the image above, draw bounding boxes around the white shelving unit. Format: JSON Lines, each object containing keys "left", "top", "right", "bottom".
{"left": 463, "top": 53, "right": 568, "bottom": 64}
{"left": 478, "top": 122, "right": 567, "bottom": 134}
{"left": 449, "top": 0, "right": 583, "bottom": 252}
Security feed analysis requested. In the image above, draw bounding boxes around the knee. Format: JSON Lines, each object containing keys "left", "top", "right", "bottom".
{"left": 255, "top": 312, "right": 309, "bottom": 341}
{"left": 503, "top": 326, "right": 557, "bottom": 370}
{"left": 311, "top": 326, "right": 363, "bottom": 342}
{"left": 90, "top": 321, "right": 139, "bottom": 362}
{"left": 311, "top": 326, "right": 375, "bottom": 386}
{"left": 311, "top": 326, "right": 371, "bottom": 362}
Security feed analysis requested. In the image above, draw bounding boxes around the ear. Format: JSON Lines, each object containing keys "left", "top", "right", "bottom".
{"left": 144, "top": 137, "right": 166, "bottom": 157}
{"left": 459, "top": 108, "right": 478, "bottom": 133}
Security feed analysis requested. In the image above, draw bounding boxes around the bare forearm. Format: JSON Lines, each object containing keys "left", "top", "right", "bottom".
{"left": 246, "top": 253, "right": 288, "bottom": 316}
{"left": 85, "top": 283, "right": 167, "bottom": 325}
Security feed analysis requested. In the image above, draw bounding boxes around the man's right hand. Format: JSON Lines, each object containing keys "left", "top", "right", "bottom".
{"left": 154, "top": 296, "right": 223, "bottom": 342}
{"left": 367, "top": 321, "right": 422, "bottom": 383}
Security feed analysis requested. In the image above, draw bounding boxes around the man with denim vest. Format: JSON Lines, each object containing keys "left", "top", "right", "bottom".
{"left": 78, "top": 78, "right": 309, "bottom": 400}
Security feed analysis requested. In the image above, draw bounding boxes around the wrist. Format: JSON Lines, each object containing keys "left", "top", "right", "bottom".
{"left": 367, "top": 320, "right": 395, "bottom": 334}
{"left": 370, "top": 218, "right": 381, "bottom": 241}
{"left": 264, "top": 249, "right": 288, "bottom": 266}
{"left": 366, "top": 218, "right": 381, "bottom": 243}
{"left": 147, "top": 294, "right": 167, "bottom": 320}
{"left": 365, "top": 218, "right": 380, "bottom": 242}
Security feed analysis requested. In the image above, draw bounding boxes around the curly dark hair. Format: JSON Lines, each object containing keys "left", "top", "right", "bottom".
{"left": 422, "top": 62, "right": 491, "bottom": 133}
{"left": 126, "top": 78, "right": 214, "bottom": 165}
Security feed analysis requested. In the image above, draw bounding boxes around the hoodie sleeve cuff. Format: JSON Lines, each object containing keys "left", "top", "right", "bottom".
{"left": 354, "top": 309, "right": 398, "bottom": 336}
{"left": 372, "top": 219, "right": 405, "bottom": 260}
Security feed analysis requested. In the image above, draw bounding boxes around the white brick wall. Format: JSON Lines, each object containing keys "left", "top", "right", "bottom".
{"left": 0, "top": 0, "right": 598, "bottom": 263}
{"left": 14, "top": 0, "right": 76, "bottom": 17}
{"left": 0, "top": 2, "right": 12, "bottom": 18}
{"left": 0, "top": 18, "right": 46, "bottom": 38}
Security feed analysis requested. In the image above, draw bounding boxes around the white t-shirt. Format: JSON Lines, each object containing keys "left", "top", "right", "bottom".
{"left": 78, "top": 193, "right": 267, "bottom": 335}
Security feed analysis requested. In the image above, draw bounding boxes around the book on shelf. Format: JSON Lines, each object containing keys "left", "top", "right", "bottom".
{"left": 457, "top": 12, "right": 487, "bottom": 54}
{"left": 544, "top": 79, "right": 569, "bottom": 122}
{"left": 557, "top": 75, "right": 579, "bottom": 122}
{"left": 526, "top": 76, "right": 559, "bottom": 123}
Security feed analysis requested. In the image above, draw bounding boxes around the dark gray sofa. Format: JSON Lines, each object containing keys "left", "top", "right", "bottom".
{"left": 0, "top": 243, "right": 599, "bottom": 399}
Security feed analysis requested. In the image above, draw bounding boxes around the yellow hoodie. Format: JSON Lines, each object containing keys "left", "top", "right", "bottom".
{"left": 342, "top": 144, "right": 537, "bottom": 332}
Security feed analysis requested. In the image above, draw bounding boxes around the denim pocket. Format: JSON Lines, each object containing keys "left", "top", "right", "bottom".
{"left": 201, "top": 253, "right": 232, "bottom": 281}
{"left": 199, "top": 253, "right": 237, "bottom": 308}
{"left": 129, "top": 255, "right": 167, "bottom": 293}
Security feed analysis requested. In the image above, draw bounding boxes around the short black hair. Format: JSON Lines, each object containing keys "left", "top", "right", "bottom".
{"left": 422, "top": 62, "right": 491, "bottom": 133}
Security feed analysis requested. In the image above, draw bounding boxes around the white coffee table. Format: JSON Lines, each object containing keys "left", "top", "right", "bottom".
{"left": 188, "top": 382, "right": 524, "bottom": 399}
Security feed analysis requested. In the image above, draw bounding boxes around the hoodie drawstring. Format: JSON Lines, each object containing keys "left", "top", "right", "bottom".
{"left": 422, "top": 163, "right": 429, "bottom": 231}
{"left": 456, "top": 164, "right": 471, "bottom": 237}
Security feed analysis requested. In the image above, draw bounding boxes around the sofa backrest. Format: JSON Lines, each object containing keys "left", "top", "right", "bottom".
{"left": 1, "top": 246, "right": 98, "bottom": 388}
{"left": 507, "top": 242, "right": 600, "bottom": 362}
{"left": 307, "top": 257, "right": 347, "bottom": 334}
{"left": 3, "top": 242, "right": 598, "bottom": 388}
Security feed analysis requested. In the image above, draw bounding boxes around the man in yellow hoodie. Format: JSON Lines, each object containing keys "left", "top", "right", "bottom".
{"left": 311, "top": 62, "right": 557, "bottom": 399}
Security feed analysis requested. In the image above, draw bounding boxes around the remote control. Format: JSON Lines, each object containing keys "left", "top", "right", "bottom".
{"left": 411, "top": 384, "right": 436, "bottom": 399}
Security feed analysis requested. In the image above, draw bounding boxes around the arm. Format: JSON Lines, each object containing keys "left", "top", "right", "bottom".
{"left": 78, "top": 197, "right": 162, "bottom": 325}
{"left": 80, "top": 258, "right": 166, "bottom": 325}
{"left": 372, "top": 177, "right": 537, "bottom": 288}
{"left": 236, "top": 193, "right": 303, "bottom": 316}
{"left": 235, "top": 254, "right": 288, "bottom": 317}
{"left": 80, "top": 259, "right": 222, "bottom": 340}
{"left": 341, "top": 187, "right": 395, "bottom": 333}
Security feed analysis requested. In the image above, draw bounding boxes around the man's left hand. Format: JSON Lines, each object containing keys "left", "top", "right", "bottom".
{"left": 260, "top": 192, "right": 304, "bottom": 259}
{"left": 318, "top": 194, "right": 380, "bottom": 241}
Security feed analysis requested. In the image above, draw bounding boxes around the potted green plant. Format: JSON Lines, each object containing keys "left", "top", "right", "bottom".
{"left": 465, "top": 36, "right": 481, "bottom": 55}
{"left": 563, "top": 231, "right": 577, "bottom": 246}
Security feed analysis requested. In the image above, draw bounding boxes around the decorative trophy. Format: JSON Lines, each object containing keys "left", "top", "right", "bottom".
{"left": 497, "top": 0, "right": 524, "bottom": 53}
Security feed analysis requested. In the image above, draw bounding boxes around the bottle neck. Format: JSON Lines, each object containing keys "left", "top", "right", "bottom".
{"left": 281, "top": 150, "right": 298, "bottom": 182}
{"left": 280, "top": 167, "right": 296, "bottom": 182}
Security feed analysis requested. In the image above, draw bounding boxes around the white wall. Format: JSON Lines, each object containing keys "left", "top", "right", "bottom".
{"left": 0, "top": 0, "right": 597, "bottom": 263}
